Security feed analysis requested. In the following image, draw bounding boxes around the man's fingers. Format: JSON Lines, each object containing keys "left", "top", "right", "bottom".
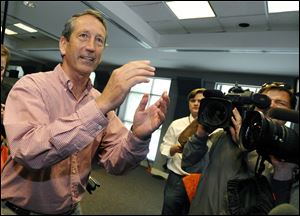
{"left": 136, "top": 94, "right": 149, "bottom": 112}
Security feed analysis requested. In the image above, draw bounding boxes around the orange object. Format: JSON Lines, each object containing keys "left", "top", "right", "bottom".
{"left": 1, "top": 144, "right": 9, "bottom": 172}
{"left": 182, "top": 173, "right": 201, "bottom": 202}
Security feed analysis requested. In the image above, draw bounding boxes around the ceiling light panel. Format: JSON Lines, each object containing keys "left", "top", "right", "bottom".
{"left": 14, "top": 23, "right": 37, "bottom": 33}
{"left": 1, "top": 27, "right": 18, "bottom": 35}
{"left": 166, "top": 1, "right": 215, "bottom": 20}
{"left": 5, "top": 28, "right": 18, "bottom": 35}
{"left": 267, "top": 1, "right": 299, "bottom": 13}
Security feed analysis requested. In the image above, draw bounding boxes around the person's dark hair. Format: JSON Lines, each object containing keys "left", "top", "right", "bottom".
{"left": 61, "top": 9, "right": 107, "bottom": 43}
{"left": 187, "top": 88, "right": 206, "bottom": 101}
{"left": 259, "top": 82, "right": 296, "bottom": 109}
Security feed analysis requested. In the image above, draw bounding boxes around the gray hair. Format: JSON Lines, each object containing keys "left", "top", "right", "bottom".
{"left": 61, "top": 9, "right": 107, "bottom": 42}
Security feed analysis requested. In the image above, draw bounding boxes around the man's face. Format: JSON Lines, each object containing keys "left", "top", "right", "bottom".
{"left": 1, "top": 56, "right": 7, "bottom": 83}
{"left": 189, "top": 93, "right": 204, "bottom": 118}
{"left": 59, "top": 14, "right": 106, "bottom": 77}
{"left": 256, "top": 89, "right": 291, "bottom": 125}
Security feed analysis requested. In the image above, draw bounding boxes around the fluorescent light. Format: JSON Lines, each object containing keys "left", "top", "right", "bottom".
{"left": 14, "top": 23, "right": 37, "bottom": 33}
{"left": 5, "top": 29, "right": 18, "bottom": 35}
{"left": 23, "top": 1, "right": 37, "bottom": 8}
{"left": 229, "top": 49, "right": 299, "bottom": 54}
{"left": 160, "top": 49, "right": 177, "bottom": 53}
{"left": 267, "top": 1, "right": 299, "bottom": 13}
{"left": 166, "top": 1, "right": 215, "bottom": 20}
{"left": 137, "top": 40, "right": 152, "bottom": 49}
{"left": 1, "top": 27, "right": 18, "bottom": 35}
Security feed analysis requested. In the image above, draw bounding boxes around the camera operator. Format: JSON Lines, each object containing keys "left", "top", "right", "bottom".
{"left": 253, "top": 82, "right": 298, "bottom": 213}
{"left": 181, "top": 82, "right": 298, "bottom": 215}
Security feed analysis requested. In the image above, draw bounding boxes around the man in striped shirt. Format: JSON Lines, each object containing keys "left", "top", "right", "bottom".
{"left": 1, "top": 9, "right": 169, "bottom": 215}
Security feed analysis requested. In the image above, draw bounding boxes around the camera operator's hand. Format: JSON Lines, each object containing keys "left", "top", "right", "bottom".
{"left": 195, "top": 124, "right": 209, "bottom": 138}
{"left": 229, "top": 108, "right": 242, "bottom": 144}
{"left": 270, "top": 155, "right": 298, "bottom": 181}
{"left": 178, "top": 119, "right": 207, "bottom": 146}
{"left": 170, "top": 144, "right": 183, "bottom": 156}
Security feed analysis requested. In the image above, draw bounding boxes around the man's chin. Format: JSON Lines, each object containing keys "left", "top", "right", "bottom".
{"left": 81, "top": 64, "right": 97, "bottom": 73}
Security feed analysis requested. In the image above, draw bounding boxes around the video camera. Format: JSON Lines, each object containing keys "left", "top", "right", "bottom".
{"left": 197, "top": 85, "right": 299, "bottom": 165}
{"left": 241, "top": 108, "right": 299, "bottom": 164}
{"left": 198, "top": 88, "right": 271, "bottom": 132}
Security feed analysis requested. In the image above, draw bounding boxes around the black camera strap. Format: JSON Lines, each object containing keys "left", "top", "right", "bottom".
{"left": 254, "top": 154, "right": 267, "bottom": 176}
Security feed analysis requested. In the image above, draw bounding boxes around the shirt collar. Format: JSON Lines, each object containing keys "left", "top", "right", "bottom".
{"left": 54, "top": 64, "right": 93, "bottom": 92}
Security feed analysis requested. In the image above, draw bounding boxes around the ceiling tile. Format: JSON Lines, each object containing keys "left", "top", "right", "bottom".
{"left": 218, "top": 15, "right": 268, "bottom": 32}
{"left": 180, "top": 18, "right": 224, "bottom": 33}
{"left": 124, "top": 1, "right": 161, "bottom": 6}
{"left": 269, "top": 12, "right": 299, "bottom": 30}
{"left": 148, "top": 20, "right": 187, "bottom": 34}
{"left": 129, "top": 2, "right": 177, "bottom": 22}
{"left": 210, "top": 1, "right": 266, "bottom": 17}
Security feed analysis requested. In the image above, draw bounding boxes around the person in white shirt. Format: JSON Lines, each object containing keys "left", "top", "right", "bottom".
{"left": 160, "top": 88, "right": 205, "bottom": 215}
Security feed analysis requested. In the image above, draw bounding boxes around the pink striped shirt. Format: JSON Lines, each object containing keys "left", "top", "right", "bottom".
{"left": 1, "top": 64, "right": 150, "bottom": 214}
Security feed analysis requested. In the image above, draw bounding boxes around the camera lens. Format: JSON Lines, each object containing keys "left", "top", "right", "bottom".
{"left": 241, "top": 111, "right": 299, "bottom": 163}
{"left": 242, "top": 111, "right": 265, "bottom": 150}
{"left": 198, "top": 98, "right": 232, "bottom": 129}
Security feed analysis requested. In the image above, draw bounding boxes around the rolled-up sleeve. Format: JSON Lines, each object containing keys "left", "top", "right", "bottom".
{"left": 182, "top": 134, "right": 209, "bottom": 173}
{"left": 98, "top": 112, "right": 150, "bottom": 175}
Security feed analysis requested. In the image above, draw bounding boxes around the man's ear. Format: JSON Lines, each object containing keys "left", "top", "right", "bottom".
{"left": 59, "top": 36, "right": 67, "bottom": 56}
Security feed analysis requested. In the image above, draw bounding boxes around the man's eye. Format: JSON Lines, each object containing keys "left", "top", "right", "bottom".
{"left": 275, "top": 100, "right": 289, "bottom": 107}
{"left": 96, "top": 37, "right": 104, "bottom": 46}
{"left": 279, "top": 102, "right": 289, "bottom": 107}
{"left": 79, "top": 33, "right": 89, "bottom": 39}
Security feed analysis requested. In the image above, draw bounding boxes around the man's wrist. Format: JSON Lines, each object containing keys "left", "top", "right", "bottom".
{"left": 130, "top": 126, "right": 151, "bottom": 141}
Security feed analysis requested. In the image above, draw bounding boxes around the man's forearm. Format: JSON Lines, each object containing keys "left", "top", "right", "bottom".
{"left": 181, "top": 134, "right": 209, "bottom": 172}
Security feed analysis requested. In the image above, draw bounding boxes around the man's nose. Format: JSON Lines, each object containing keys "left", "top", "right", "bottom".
{"left": 270, "top": 100, "right": 277, "bottom": 108}
{"left": 86, "top": 39, "right": 96, "bottom": 51}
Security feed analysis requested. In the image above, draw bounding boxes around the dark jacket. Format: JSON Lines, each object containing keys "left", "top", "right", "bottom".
{"left": 182, "top": 129, "right": 272, "bottom": 214}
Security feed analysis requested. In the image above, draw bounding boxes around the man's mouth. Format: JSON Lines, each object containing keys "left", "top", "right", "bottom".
{"left": 80, "top": 56, "right": 96, "bottom": 63}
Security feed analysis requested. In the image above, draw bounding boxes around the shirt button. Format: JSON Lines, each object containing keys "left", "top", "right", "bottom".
{"left": 98, "top": 125, "right": 102, "bottom": 130}
{"left": 72, "top": 169, "right": 76, "bottom": 174}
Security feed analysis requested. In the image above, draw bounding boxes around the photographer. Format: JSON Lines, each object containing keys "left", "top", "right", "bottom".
{"left": 254, "top": 83, "right": 298, "bottom": 214}
{"left": 181, "top": 82, "right": 298, "bottom": 215}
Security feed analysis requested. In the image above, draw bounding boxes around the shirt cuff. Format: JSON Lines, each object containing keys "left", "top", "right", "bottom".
{"left": 128, "top": 131, "right": 150, "bottom": 152}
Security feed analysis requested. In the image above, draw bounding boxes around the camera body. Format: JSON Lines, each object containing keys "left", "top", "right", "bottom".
{"left": 198, "top": 89, "right": 270, "bottom": 132}
{"left": 197, "top": 88, "right": 299, "bottom": 164}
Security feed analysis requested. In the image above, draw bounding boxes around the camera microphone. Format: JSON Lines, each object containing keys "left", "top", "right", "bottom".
{"left": 268, "top": 108, "right": 299, "bottom": 123}
{"left": 226, "top": 92, "right": 270, "bottom": 109}
{"left": 203, "top": 90, "right": 225, "bottom": 98}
